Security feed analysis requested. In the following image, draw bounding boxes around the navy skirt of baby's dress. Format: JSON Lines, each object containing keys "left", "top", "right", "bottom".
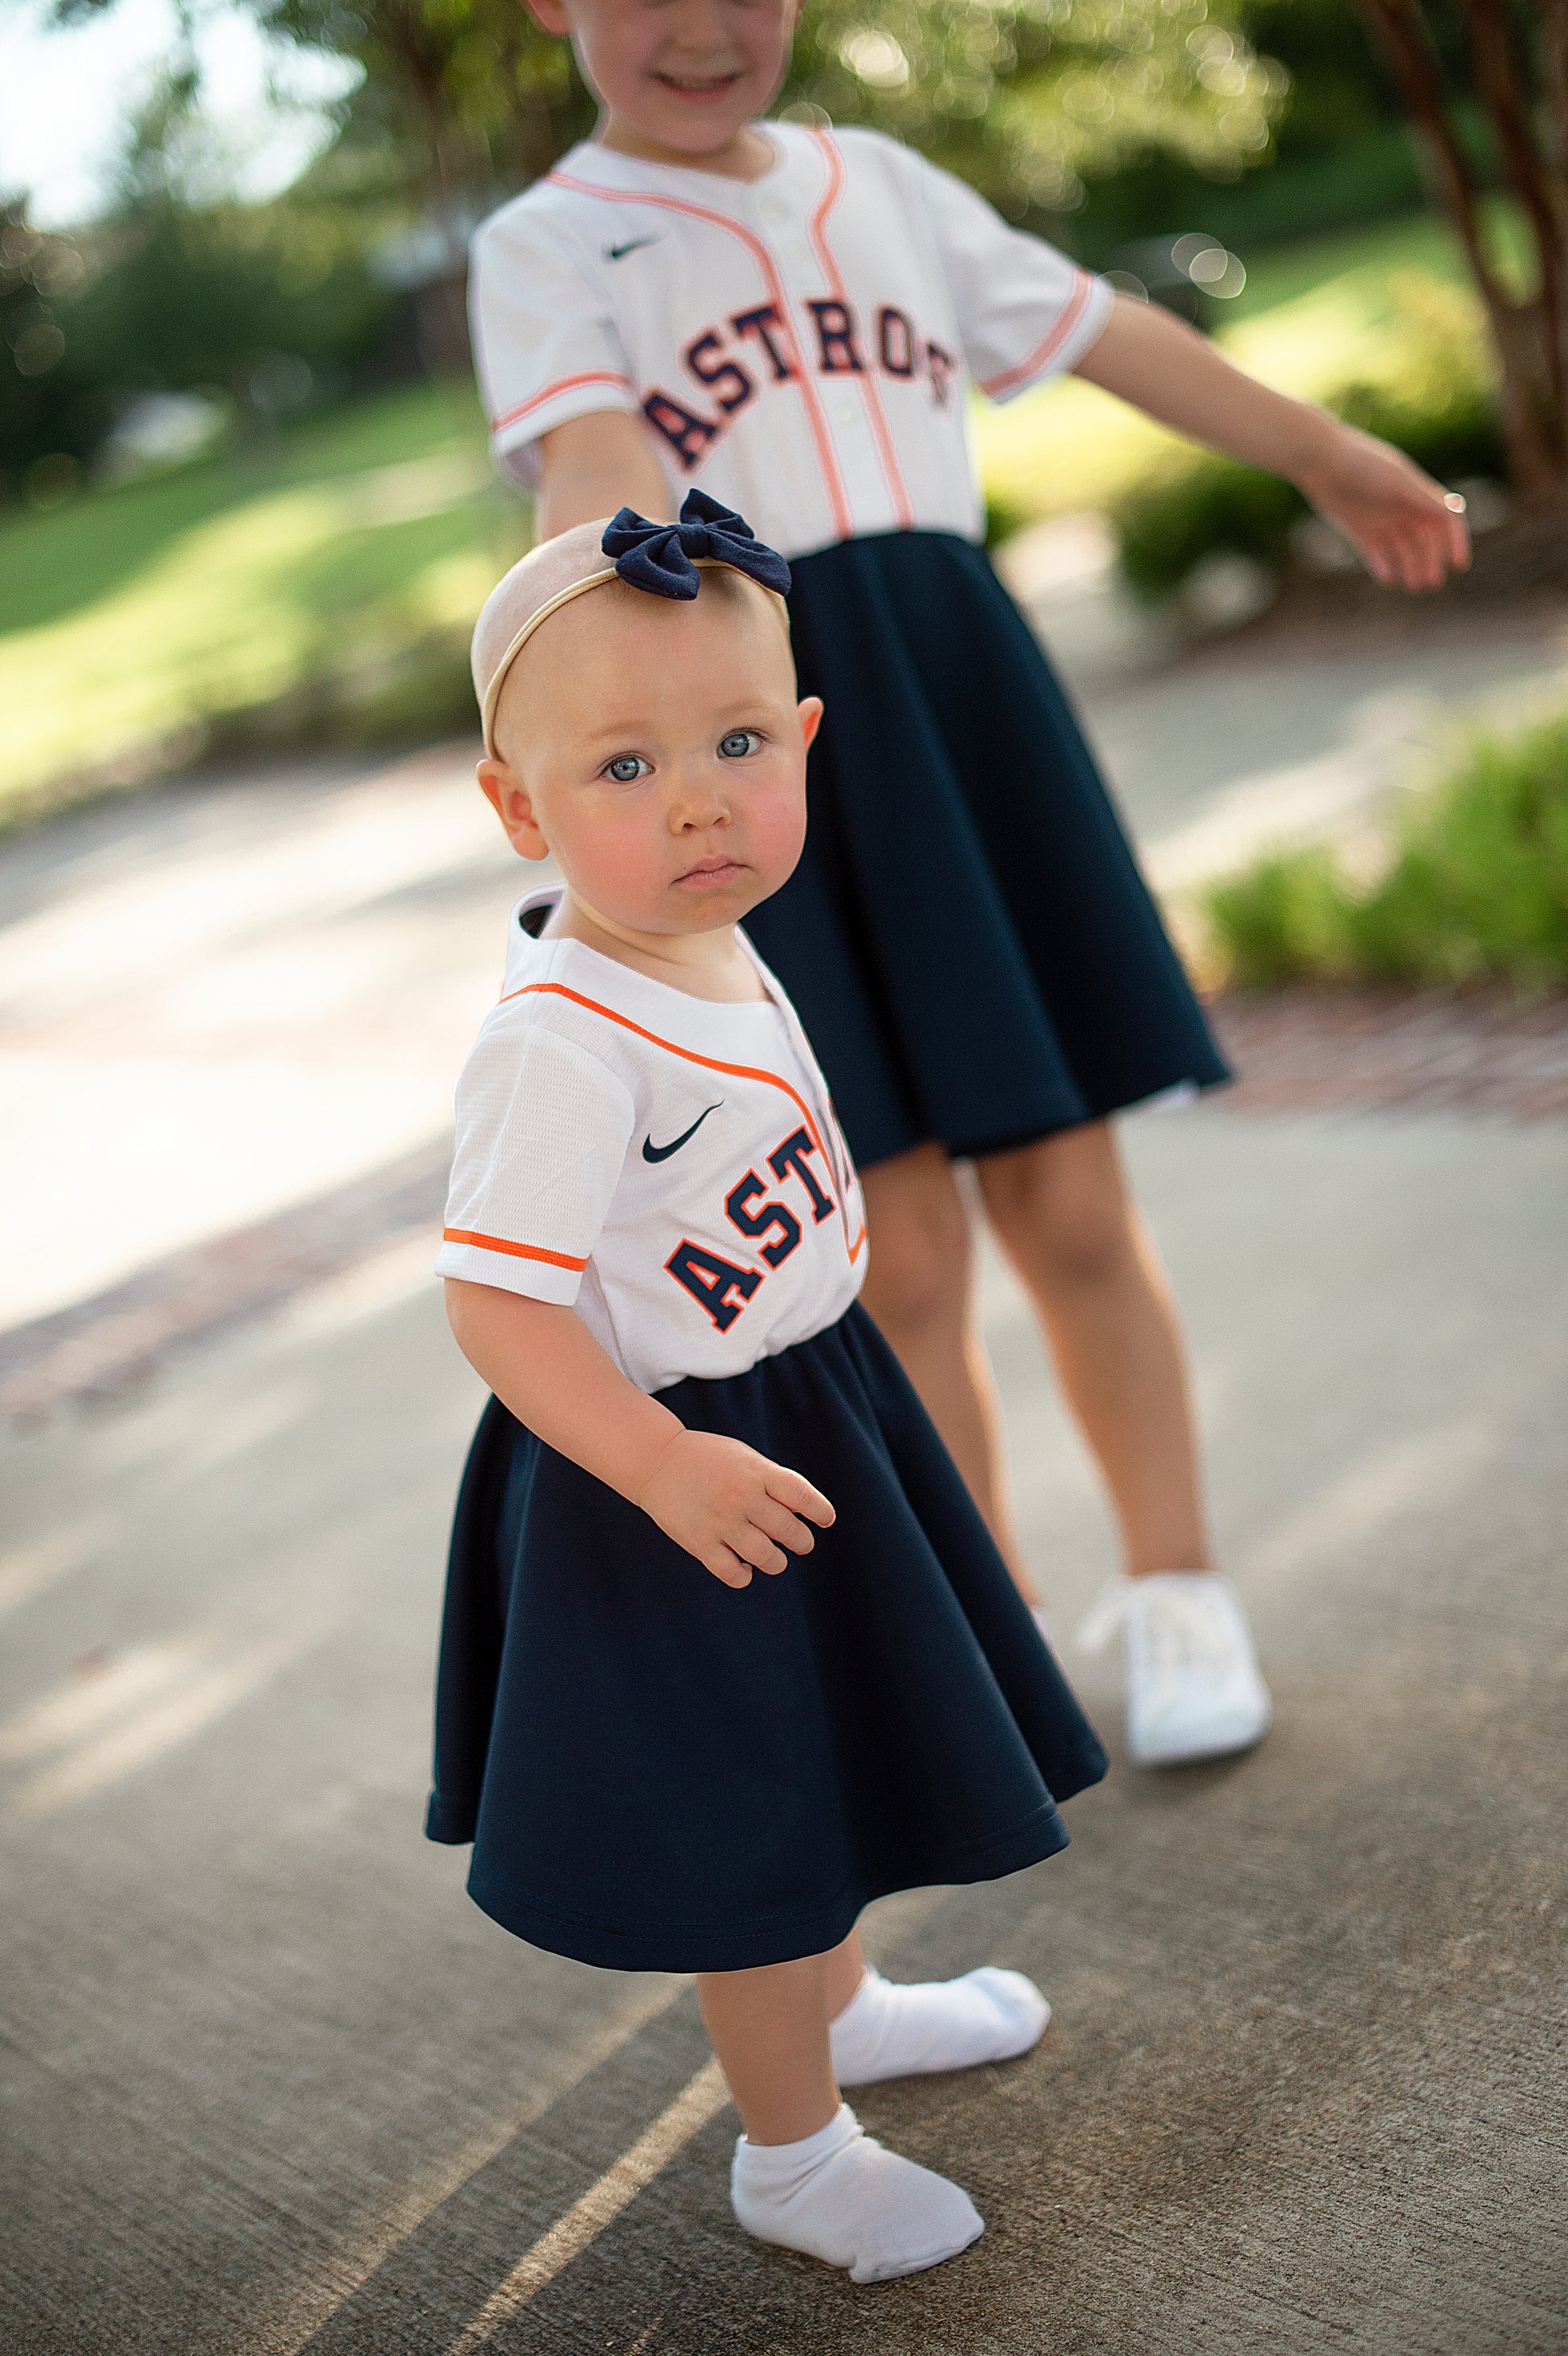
{"left": 741, "top": 529, "right": 1230, "bottom": 1172}
{"left": 426, "top": 1303, "right": 1107, "bottom": 1973}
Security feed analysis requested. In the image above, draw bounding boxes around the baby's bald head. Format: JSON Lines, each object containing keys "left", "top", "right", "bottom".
{"left": 490, "top": 560, "right": 793, "bottom": 774}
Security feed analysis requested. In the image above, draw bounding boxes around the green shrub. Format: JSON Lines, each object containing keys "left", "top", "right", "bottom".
{"left": 1203, "top": 711, "right": 1568, "bottom": 991}
{"left": 1113, "top": 272, "right": 1504, "bottom": 597}
{"left": 985, "top": 486, "right": 1038, "bottom": 549}
{"left": 1114, "top": 458, "right": 1305, "bottom": 598}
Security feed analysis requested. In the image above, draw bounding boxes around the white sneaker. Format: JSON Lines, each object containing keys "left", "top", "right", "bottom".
{"left": 1080, "top": 1573, "right": 1271, "bottom": 1767}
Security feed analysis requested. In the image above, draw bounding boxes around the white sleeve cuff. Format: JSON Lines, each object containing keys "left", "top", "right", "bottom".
{"left": 977, "top": 270, "right": 1115, "bottom": 404}
{"left": 490, "top": 373, "right": 641, "bottom": 487}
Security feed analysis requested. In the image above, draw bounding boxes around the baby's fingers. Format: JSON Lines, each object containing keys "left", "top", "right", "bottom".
{"left": 731, "top": 1522, "right": 789, "bottom": 1578}
{"left": 750, "top": 1494, "right": 819, "bottom": 1558}
{"left": 763, "top": 1464, "right": 836, "bottom": 1528}
{"left": 704, "top": 1544, "right": 753, "bottom": 1591}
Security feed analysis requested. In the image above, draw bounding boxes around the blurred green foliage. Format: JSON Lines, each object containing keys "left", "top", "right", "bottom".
{"left": 2, "top": 208, "right": 115, "bottom": 488}
{"left": 1113, "top": 273, "right": 1503, "bottom": 595}
{"left": 1204, "top": 711, "right": 1568, "bottom": 991}
{"left": 1, "top": 61, "right": 409, "bottom": 500}
{"left": 1072, "top": 0, "right": 1419, "bottom": 255}
{"left": 783, "top": 0, "right": 1284, "bottom": 217}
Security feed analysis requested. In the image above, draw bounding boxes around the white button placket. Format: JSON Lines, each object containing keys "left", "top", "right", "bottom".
{"left": 758, "top": 174, "right": 849, "bottom": 537}
{"left": 742, "top": 179, "right": 824, "bottom": 533}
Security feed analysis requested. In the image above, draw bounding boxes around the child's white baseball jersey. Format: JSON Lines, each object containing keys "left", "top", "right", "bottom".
{"left": 470, "top": 121, "right": 1112, "bottom": 560}
{"left": 435, "top": 889, "right": 867, "bottom": 1396}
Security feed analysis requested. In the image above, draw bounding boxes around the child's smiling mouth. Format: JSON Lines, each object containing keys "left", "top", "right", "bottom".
{"left": 653, "top": 71, "right": 745, "bottom": 102}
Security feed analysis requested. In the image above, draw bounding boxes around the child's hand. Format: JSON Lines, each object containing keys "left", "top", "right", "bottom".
{"left": 1294, "top": 422, "right": 1472, "bottom": 593}
{"left": 635, "top": 1429, "right": 836, "bottom": 1589}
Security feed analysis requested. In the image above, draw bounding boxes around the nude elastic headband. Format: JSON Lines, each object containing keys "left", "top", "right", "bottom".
{"left": 471, "top": 493, "right": 793, "bottom": 759}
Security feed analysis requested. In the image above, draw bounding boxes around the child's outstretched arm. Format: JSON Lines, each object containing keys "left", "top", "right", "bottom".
{"left": 1073, "top": 295, "right": 1472, "bottom": 593}
{"left": 536, "top": 412, "right": 672, "bottom": 539}
{"left": 444, "top": 1276, "right": 834, "bottom": 1588}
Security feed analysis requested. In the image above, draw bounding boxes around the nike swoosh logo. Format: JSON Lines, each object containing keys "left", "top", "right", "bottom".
{"left": 606, "top": 237, "right": 661, "bottom": 262}
{"left": 643, "top": 1103, "right": 723, "bottom": 1162}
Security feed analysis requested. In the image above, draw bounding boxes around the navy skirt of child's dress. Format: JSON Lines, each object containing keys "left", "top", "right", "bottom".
{"left": 742, "top": 530, "right": 1230, "bottom": 1172}
{"left": 427, "top": 1304, "right": 1107, "bottom": 1973}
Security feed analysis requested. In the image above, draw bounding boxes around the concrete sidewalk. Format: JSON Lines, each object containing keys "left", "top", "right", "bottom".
{"left": 3, "top": 1105, "right": 1564, "bottom": 2353}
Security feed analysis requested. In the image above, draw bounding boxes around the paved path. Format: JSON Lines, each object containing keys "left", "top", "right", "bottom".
{"left": 3, "top": 1109, "right": 1565, "bottom": 2352}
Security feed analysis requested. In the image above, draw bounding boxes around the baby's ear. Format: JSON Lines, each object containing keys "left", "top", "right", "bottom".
{"left": 798, "top": 695, "right": 824, "bottom": 751}
{"left": 523, "top": 0, "right": 571, "bottom": 32}
{"left": 478, "top": 757, "right": 551, "bottom": 861}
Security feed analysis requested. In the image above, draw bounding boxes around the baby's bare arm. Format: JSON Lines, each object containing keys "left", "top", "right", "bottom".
{"left": 536, "top": 411, "right": 673, "bottom": 537}
{"left": 444, "top": 1278, "right": 834, "bottom": 1588}
{"left": 1073, "top": 294, "right": 1471, "bottom": 592}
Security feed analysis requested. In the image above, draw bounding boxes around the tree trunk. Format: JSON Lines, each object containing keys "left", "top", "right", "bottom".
{"left": 1539, "top": 0, "right": 1568, "bottom": 447}
{"left": 1355, "top": 0, "right": 1567, "bottom": 495}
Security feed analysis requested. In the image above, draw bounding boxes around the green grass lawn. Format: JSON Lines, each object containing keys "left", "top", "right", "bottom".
{"left": 1, "top": 205, "right": 1510, "bottom": 819}
{"left": 0, "top": 380, "right": 526, "bottom": 820}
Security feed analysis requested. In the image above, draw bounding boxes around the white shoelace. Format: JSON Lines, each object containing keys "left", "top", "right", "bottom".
{"left": 1076, "top": 1574, "right": 1233, "bottom": 1670}
{"left": 1074, "top": 1581, "right": 1130, "bottom": 1654}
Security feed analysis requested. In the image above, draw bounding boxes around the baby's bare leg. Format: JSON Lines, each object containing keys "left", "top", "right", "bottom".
{"left": 697, "top": 1953, "right": 838, "bottom": 2146}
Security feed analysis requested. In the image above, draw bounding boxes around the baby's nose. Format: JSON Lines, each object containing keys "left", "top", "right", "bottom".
{"left": 669, "top": 774, "right": 729, "bottom": 828}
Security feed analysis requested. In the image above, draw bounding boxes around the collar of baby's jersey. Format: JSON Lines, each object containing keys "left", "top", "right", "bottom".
{"left": 503, "top": 886, "right": 790, "bottom": 1033}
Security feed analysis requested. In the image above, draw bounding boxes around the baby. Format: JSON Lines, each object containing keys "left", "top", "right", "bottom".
{"left": 426, "top": 492, "right": 1107, "bottom": 2282}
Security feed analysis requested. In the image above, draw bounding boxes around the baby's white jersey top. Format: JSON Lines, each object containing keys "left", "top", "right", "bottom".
{"left": 470, "top": 120, "right": 1113, "bottom": 560}
{"left": 434, "top": 889, "right": 867, "bottom": 1395}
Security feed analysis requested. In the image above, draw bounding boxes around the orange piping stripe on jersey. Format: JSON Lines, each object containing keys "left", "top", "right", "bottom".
{"left": 443, "top": 1227, "right": 590, "bottom": 1271}
{"left": 806, "top": 131, "right": 914, "bottom": 529}
{"left": 498, "top": 979, "right": 867, "bottom": 1263}
{"left": 980, "top": 272, "right": 1096, "bottom": 401}
{"left": 491, "top": 370, "right": 636, "bottom": 436}
{"left": 546, "top": 170, "right": 854, "bottom": 543}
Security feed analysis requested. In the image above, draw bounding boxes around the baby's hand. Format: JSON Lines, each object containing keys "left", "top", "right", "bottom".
{"left": 1296, "top": 422, "right": 1471, "bottom": 593}
{"left": 635, "top": 1429, "right": 836, "bottom": 1589}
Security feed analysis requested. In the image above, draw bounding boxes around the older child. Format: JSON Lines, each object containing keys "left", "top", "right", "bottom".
{"left": 427, "top": 495, "right": 1107, "bottom": 2282}
{"left": 466, "top": 0, "right": 1470, "bottom": 1769}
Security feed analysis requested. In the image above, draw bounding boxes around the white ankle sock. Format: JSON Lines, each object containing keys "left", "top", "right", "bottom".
{"left": 730, "top": 2103, "right": 983, "bottom": 2284}
{"left": 828, "top": 1964, "right": 1050, "bottom": 2088}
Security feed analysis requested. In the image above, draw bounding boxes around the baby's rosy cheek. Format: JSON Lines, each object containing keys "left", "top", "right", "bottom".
{"left": 751, "top": 787, "right": 808, "bottom": 872}
{"left": 588, "top": 820, "right": 668, "bottom": 901}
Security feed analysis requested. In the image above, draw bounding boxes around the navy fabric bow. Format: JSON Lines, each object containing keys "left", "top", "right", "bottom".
{"left": 602, "top": 489, "right": 792, "bottom": 601}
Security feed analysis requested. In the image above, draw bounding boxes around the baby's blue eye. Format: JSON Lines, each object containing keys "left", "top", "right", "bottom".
{"left": 718, "top": 729, "right": 763, "bottom": 759}
{"left": 604, "top": 753, "right": 651, "bottom": 783}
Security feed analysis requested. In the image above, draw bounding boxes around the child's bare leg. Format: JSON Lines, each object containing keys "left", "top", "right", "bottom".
{"left": 857, "top": 1144, "right": 1036, "bottom": 1599}
{"left": 704, "top": 1945, "right": 985, "bottom": 2280}
{"left": 976, "top": 1121, "right": 1268, "bottom": 1763}
{"left": 974, "top": 1122, "right": 1209, "bottom": 1579}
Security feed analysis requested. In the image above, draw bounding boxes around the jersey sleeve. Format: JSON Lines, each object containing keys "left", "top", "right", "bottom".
{"left": 469, "top": 203, "right": 641, "bottom": 488}
{"left": 906, "top": 151, "right": 1114, "bottom": 404}
{"left": 434, "top": 1019, "right": 636, "bottom": 1305}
